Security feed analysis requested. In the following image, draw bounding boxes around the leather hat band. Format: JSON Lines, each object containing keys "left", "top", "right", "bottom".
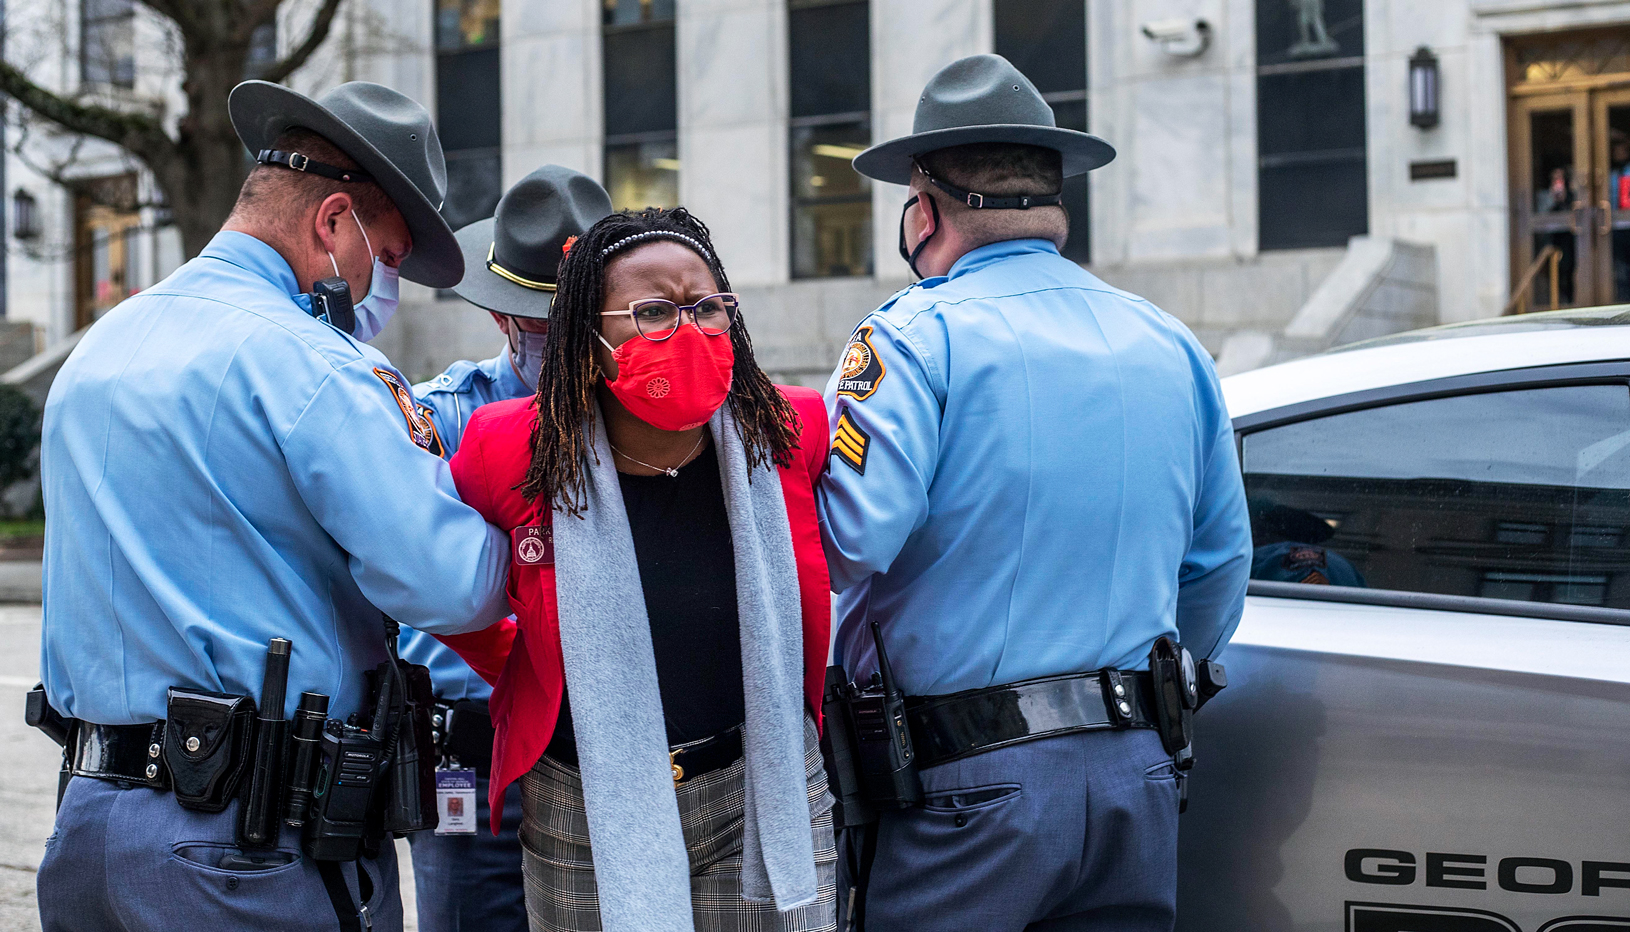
{"left": 485, "top": 243, "right": 557, "bottom": 292}
{"left": 255, "top": 149, "right": 374, "bottom": 184}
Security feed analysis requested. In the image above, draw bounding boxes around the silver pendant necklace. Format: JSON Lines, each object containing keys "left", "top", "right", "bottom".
{"left": 609, "top": 432, "right": 706, "bottom": 478}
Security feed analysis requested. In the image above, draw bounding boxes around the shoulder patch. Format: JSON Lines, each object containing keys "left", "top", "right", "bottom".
{"left": 414, "top": 403, "right": 447, "bottom": 458}
{"left": 831, "top": 408, "right": 870, "bottom": 474}
{"left": 373, "top": 367, "right": 440, "bottom": 454}
{"left": 836, "top": 325, "right": 886, "bottom": 401}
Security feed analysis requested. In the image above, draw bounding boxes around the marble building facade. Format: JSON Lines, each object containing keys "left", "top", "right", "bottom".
{"left": 8, "top": 0, "right": 1630, "bottom": 387}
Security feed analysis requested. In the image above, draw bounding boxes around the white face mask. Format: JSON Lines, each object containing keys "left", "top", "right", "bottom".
{"left": 326, "top": 211, "right": 401, "bottom": 343}
{"left": 506, "top": 320, "right": 548, "bottom": 390}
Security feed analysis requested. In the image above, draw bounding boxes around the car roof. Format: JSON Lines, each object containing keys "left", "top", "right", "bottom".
{"left": 1222, "top": 306, "right": 1630, "bottom": 418}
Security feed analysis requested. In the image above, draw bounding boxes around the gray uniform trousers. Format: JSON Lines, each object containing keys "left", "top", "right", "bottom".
{"left": 843, "top": 728, "right": 1180, "bottom": 932}
{"left": 38, "top": 775, "right": 401, "bottom": 931}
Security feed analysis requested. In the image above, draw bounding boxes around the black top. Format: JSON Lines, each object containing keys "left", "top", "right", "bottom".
{"left": 546, "top": 440, "right": 744, "bottom": 762}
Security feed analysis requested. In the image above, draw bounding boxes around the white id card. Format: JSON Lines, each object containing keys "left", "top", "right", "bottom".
{"left": 434, "top": 768, "right": 478, "bottom": 835}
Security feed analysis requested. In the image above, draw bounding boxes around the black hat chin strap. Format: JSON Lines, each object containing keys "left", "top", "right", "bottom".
{"left": 898, "top": 193, "right": 941, "bottom": 280}
{"left": 914, "top": 159, "right": 1062, "bottom": 210}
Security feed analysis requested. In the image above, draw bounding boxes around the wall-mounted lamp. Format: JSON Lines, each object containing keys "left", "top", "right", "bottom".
{"left": 1409, "top": 46, "right": 1440, "bottom": 129}
{"left": 1141, "top": 19, "right": 1212, "bottom": 58}
{"left": 11, "top": 189, "right": 38, "bottom": 240}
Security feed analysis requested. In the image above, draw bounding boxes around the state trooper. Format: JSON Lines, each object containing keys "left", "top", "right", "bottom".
{"left": 397, "top": 164, "right": 612, "bottom": 932}
{"left": 33, "top": 81, "right": 511, "bottom": 931}
{"left": 816, "top": 55, "right": 1253, "bottom": 931}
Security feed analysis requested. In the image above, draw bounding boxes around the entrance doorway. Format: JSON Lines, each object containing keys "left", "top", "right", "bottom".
{"left": 1507, "top": 29, "right": 1630, "bottom": 310}
{"left": 72, "top": 174, "right": 140, "bottom": 332}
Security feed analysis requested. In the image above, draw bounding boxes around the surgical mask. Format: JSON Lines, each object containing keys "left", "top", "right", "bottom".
{"left": 327, "top": 211, "right": 400, "bottom": 342}
{"left": 596, "top": 324, "right": 734, "bottom": 431}
{"left": 505, "top": 319, "right": 548, "bottom": 390}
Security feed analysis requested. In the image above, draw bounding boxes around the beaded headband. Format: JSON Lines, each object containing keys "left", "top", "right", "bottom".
{"left": 598, "top": 230, "right": 713, "bottom": 263}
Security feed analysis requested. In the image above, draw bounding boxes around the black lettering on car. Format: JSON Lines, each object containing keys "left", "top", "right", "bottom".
{"left": 1500, "top": 858, "right": 1575, "bottom": 895}
{"left": 1426, "top": 853, "right": 1490, "bottom": 890}
{"left": 1346, "top": 901, "right": 1519, "bottom": 932}
{"left": 1346, "top": 849, "right": 1416, "bottom": 885}
{"left": 1585, "top": 862, "right": 1630, "bottom": 897}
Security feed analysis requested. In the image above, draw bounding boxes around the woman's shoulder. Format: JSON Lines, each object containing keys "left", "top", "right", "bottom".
{"left": 774, "top": 384, "right": 829, "bottom": 477}
{"left": 455, "top": 397, "right": 539, "bottom": 513}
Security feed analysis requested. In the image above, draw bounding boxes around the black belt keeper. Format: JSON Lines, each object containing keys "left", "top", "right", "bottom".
{"left": 904, "top": 670, "right": 1160, "bottom": 770}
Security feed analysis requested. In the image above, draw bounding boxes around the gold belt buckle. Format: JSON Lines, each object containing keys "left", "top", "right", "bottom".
{"left": 670, "top": 748, "right": 684, "bottom": 786}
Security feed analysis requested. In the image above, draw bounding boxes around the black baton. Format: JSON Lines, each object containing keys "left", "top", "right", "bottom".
{"left": 240, "top": 637, "right": 291, "bottom": 846}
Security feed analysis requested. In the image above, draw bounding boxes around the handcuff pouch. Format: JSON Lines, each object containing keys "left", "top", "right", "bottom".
{"left": 164, "top": 687, "right": 256, "bottom": 812}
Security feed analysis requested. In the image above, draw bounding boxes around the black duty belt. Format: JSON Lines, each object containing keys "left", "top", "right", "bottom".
{"left": 433, "top": 698, "right": 495, "bottom": 775}
{"left": 547, "top": 725, "right": 744, "bottom": 787}
{"left": 70, "top": 720, "right": 171, "bottom": 790}
{"left": 905, "top": 670, "right": 1159, "bottom": 769}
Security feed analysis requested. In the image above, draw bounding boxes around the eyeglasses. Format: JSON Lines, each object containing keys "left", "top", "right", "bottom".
{"left": 600, "top": 292, "right": 740, "bottom": 341}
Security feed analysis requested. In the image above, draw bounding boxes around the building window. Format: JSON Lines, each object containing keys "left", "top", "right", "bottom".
{"left": 1256, "top": 0, "right": 1367, "bottom": 250}
{"left": 436, "top": 0, "right": 502, "bottom": 230}
{"left": 81, "top": 0, "right": 135, "bottom": 89}
{"left": 604, "top": 0, "right": 678, "bottom": 212}
{"left": 994, "top": 0, "right": 1088, "bottom": 263}
{"left": 789, "top": 0, "right": 871, "bottom": 279}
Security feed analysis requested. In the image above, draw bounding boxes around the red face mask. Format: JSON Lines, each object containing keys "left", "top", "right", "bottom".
{"left": 599, "top": 323, "right": 735, "bottom": 431}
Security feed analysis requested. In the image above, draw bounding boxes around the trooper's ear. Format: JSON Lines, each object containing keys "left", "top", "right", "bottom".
{"left": 312, "top": 192, "right": 354, "bottom": 256}
{"left": 913, "top": 190, "right": 941, "bottom": 244}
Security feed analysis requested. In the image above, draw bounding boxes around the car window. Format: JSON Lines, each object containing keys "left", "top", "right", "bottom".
{"left": 1241, "top": 384, "right": 1630, "bottom": 609}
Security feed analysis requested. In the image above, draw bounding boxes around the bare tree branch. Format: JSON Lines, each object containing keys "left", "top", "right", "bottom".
{"left": 0, "top": 61, "right": 178, "bottom": 169}
{"left": 258, "top": 0, "right": 345, "bottom": 84}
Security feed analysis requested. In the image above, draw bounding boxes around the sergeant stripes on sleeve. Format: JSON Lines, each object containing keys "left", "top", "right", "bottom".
{"left": 832, "top": 408, "right": 870, "bottom": 474}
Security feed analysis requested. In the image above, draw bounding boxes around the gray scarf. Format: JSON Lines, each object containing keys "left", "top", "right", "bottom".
{"left": 550, "top": 402, "right": 818, "bottom": 931}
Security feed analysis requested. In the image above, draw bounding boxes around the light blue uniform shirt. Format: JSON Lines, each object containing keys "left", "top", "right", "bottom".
{"left": 40, "top": 231, "right": 511, "bottom": 724}
{"left": 817, "top": 239, "right": 1251, "bottom": 696}
{"left": 397, "top": 350, "right": 531, "bottom": 702}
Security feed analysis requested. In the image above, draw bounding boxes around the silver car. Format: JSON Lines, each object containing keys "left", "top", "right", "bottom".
{"left": 1177, "top": 308, "right": 1630, "bottom": 932}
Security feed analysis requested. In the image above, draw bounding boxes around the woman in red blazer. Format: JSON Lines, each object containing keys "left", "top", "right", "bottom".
{"left": 437, "top": 207, "right": 836, "bottom": 932}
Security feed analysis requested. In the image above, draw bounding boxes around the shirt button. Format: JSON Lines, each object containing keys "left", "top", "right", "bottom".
{"left": 954, "top": 814, "right": 967, "bottom": 828}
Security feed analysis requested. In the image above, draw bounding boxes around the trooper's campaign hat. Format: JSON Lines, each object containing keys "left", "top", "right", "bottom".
{"left": 853, "top": 54, "right": 1116, "bottom": 187}
{"left": 451, "top": 165, "right": 614, "bottom": 319}
{"left": 228, "top": 80, "right": 463, "bottom": 288}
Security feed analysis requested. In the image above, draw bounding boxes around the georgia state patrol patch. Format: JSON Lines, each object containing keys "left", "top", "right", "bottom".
{"left": 831, "top": 408, "right": 870, "bottom": 474}
{"left": 415, "top": 404, "right": 446, "bottom": 458}
{"left": 372, "top": 368, "right": 439, "bottom": 454}
{"left": 836, "top": 325, "right": 885, "bottom": 401}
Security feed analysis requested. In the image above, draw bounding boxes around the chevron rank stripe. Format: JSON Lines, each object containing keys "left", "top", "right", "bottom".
{"left": 831, "top": 409, "right": 870, "bottom": 474}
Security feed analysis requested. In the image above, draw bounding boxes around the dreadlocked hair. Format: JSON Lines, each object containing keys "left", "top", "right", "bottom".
{"left": 520, "top": 206, "right": 800, "bottom": 514}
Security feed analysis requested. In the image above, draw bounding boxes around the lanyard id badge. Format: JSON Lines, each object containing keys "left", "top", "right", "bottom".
{"left": 434, "top": 767, "right": 478, "bottom": 835}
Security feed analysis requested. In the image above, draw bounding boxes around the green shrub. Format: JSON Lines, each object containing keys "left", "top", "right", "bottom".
{"left": 0, "top": 385, "right": 41, "bottom": 489}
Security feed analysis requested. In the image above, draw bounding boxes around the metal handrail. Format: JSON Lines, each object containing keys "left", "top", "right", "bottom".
{"left": 1504, "top": 244, "right": 1562, "bottom": 315}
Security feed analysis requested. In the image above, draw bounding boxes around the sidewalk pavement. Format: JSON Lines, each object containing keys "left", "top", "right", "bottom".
{"left": 0, "top": 589, "right": 422, "bottom": 931}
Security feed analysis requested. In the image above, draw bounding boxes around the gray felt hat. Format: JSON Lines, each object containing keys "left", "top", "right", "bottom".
{"left": 451, "top": 165, "right": 613, "bottom": 319}
{"left": 228, "top": 80, "right": 463, "bottom": 288}
{"left": 853, "top": 54, "right": 1116, "bottom": 186}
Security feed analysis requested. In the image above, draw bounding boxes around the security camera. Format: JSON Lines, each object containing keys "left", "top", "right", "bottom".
{"left": 1140, "top": 18, "right": 1212, "bottom": 58}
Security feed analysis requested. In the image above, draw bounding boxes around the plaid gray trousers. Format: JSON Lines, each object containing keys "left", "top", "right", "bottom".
{"left": 519, "top": 717, "right": 839, "bottom": 932}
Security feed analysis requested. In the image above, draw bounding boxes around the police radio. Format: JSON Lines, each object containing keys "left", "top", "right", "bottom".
{"left": 847, "top": 623, "right": 921, "bottom": 810}
{"left": 301, "top": 674, "right": 392, "bottom": 861}
{"left": 310, "top": 276, "right": 356, "bottom": 335}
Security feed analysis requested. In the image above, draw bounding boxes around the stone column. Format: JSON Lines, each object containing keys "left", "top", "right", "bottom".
{"left": 869, "top": 0, "right": 991, "bottom": 281}
{"left": 677, "top": 0, "right": 788, "bottom": 287}
{"left": 503, "top": 0, "right": 601, "bottom": 184}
